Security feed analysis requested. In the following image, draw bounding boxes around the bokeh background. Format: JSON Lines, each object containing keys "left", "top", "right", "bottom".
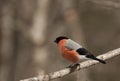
{"left": 0, "top": 0, "right": 120, "bottom": 81}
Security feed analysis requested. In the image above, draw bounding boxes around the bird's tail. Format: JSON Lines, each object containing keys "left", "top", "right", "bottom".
{"left": 93, "top": 57, "right": 106, "bottom": 64}
{"left": 86, "top": 55, "right": 106, "bottom": 64}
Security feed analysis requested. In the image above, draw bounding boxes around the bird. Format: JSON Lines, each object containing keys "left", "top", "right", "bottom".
{"left": 54, "top": 36, "right": 106, "bottom": 67}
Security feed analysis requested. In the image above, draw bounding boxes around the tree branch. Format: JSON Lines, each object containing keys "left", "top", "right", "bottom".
{"left": 20, "top": 48, "right": 120, "bottom": 81}
{"left": 81, "top": 0, "right": 120, "bottom": 9}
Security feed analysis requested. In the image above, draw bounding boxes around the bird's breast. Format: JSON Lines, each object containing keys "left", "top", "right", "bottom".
{"left": 60, "top": 46, "right": 80, "bottom": 63}
{"left": 58, "top": 39, "right": 80, "bottom": 63}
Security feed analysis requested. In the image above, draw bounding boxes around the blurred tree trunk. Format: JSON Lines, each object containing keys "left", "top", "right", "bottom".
{"left": 0, "top": 0, "right": 50, "bottom": 81}
{"left": 29, "top": 0, "right": 50, "bottom": 76}
{"left": 0, "top": 1, "right": 16, "bottom": 81}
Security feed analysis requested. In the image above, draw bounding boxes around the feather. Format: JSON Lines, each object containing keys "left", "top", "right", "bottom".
{"left": 65, "top": 39, "right": 82, "bottom": 50}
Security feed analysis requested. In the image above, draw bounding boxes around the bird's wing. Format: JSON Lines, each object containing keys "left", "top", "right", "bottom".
{"left": 65, "top": 39, "right": 82, "bottom": 50}
{"left": 76, "top": 48, "right": 89, "bottom": 55}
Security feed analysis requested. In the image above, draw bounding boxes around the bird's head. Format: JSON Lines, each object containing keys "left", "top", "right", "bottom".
{"left": 54, "top": 36, "right": 68, "bottom": 44}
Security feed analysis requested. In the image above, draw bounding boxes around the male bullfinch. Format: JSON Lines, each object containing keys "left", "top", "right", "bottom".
{"left": 54, "top": 36, "right": 106, "bottom": 66}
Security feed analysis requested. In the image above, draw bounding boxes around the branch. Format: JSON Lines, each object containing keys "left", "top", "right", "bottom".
{"left": 20, "top": 48, "right": 120, "bottom": 81}
{"left": 81, "top": 0, "right": 120, "bottom": 9}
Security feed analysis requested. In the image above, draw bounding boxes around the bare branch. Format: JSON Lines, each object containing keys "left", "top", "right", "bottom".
{"left": 81, "top": 0, "right": 120, "bottom": 9}
{"left": 20, "top": 48, "right": 120, "bottom": 81}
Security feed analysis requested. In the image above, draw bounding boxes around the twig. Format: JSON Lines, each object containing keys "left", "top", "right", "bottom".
{"left": 20, "top": 48, "right": 120, "bottom": 81}
{"left": 82, "top": 0, "right": 120, "bottom": 9}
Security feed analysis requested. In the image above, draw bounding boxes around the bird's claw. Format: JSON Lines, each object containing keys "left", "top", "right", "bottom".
{"left": 67, "top": 63, "right": 80, "bottom": 73}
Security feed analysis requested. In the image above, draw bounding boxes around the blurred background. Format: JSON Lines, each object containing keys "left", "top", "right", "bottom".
{"left": 0, "top": 0, "right": 120, "bottom": 81}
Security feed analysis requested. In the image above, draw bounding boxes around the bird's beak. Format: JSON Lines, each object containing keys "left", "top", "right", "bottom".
{"left": 54, "top": 40, "right": 57, "bottom": 43}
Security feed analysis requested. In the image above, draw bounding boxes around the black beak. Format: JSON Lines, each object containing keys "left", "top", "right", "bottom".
{"left": 54, "top": 40, "right": 57, "bottom": 43}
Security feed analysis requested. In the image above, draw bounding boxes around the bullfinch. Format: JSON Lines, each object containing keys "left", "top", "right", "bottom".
{"left": 54, "top": 36, "right": 106, "bottom": 66}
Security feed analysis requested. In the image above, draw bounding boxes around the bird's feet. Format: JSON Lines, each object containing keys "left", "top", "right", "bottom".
{"left": 67, "top": 63, "right": 80, "bottom": 73}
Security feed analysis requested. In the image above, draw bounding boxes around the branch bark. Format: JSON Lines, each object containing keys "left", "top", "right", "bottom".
{"left": 20, "top": 48, "right": 120, "bottom": 81}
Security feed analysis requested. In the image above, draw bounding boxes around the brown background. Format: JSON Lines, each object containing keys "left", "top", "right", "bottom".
{"left": 0, "top": 0, "right": 120, "bottom": 81}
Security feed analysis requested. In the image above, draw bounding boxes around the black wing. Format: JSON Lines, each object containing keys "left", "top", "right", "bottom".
{"left": 76, "top": 48, "right": 90, "bottom": 55}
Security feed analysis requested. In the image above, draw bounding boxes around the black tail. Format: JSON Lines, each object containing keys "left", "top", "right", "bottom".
{"left": 93, "top": 57, "right": 106, "bottom": 64}
{"left": 86, "top": 55, "right": 106, "bottom": 64}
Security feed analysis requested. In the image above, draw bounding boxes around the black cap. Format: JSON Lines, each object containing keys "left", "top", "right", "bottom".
{"left": 54, "top": 36, "right": 68, "bottom": 44}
